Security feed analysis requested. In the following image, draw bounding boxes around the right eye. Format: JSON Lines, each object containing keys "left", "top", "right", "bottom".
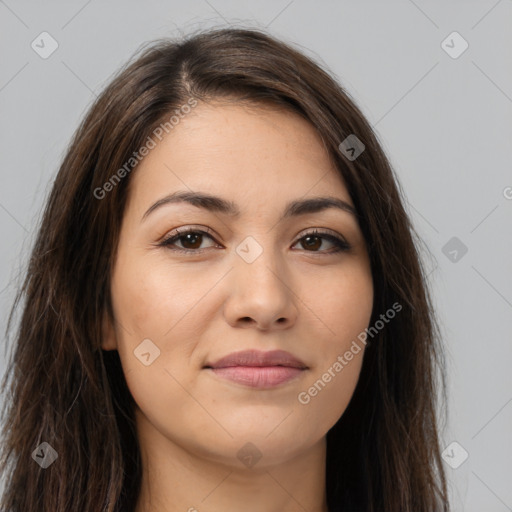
{"left": 158, "top": 227, "right": 220, "bottom": 253}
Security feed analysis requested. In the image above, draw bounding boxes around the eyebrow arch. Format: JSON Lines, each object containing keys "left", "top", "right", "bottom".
{"left": 141, "top": 190, "right": 358, "bottom": 222}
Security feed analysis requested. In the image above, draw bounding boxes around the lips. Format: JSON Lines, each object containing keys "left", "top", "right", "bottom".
{"left": 203, "top": 349, "right": 308, "bottom": 389}
{"left": 204, "top": 349, "right": 307, "bottom": 370}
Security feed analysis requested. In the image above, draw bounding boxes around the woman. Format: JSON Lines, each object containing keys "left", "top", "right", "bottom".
{"left": 0, "top": 27, "right": 449, "bottom": 511}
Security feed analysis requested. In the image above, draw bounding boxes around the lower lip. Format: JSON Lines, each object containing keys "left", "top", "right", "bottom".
{"left": 207, "top": 366, "right": 305, "bottom": 388}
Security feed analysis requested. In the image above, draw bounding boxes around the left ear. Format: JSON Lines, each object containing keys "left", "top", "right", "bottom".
{"left": 100, "top": 306, "right": 118, "bottom": 351}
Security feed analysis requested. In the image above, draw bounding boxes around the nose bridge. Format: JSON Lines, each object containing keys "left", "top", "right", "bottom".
{"left": 224, "top": 233, "right": 298, "bottom": 329}
{"left": 234, "top": 234, "right": 287, "bottom": 295}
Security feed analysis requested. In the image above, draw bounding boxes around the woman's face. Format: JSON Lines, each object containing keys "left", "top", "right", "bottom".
{"left": 102, "top": 100, "right": 374, "bottom": 468}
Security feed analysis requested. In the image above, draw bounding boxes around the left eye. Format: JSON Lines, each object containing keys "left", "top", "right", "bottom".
{"left": 295, "top": 230, "right": 351, "bottom": 253}
{"left": 159, "top": 228, "right": 350, "bottom": 254}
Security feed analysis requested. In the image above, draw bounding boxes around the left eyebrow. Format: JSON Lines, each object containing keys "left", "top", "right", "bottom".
{"left": 141, "top": 190, "right": 358, "bottom": 222}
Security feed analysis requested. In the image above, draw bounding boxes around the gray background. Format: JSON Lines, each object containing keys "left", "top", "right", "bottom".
{"left": 1, "top": 1, "right": 511, "bottom": 510}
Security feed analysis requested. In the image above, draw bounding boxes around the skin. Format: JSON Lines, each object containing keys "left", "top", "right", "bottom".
{"left": 101, "top": 100, "right": 374, "bottom": 512}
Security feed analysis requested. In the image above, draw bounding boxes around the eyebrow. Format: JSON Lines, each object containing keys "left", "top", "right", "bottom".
{"left": 141, "top": 190, "right": 358, "bottom": 222}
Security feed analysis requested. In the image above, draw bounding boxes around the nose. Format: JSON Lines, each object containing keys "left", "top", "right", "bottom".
{"left": 223, "top": 247, "right": 299, "bottom": 331}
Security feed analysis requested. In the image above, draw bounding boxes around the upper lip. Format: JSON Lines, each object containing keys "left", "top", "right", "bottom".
{"left": 204, "top": 349, "right": 308, "bottom": 369}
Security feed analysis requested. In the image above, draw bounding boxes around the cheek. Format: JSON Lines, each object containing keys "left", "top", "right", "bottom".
{"left": 109, "top": 252, "right": 221, "bottom": 394}
{"left": 311, "top": 356, "right": 363, "bottom": 432}
{"left": 111, "top": 252, "right": 211, "bottom": 339}
{"left": 296, "top": 262, "right": 372, "bottom": 427}
{"left": 312, "top": 261, "right": 374, "bottom": 342}
{"left": 297, "top": 335, "right": 366, "bottom": 434}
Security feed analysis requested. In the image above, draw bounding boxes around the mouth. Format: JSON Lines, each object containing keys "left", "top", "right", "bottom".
{"left": 203, "top": 349, "right": 308, "bottom": 389}
{"left": 204, "top": 365, "right": 306, "bottom": 388}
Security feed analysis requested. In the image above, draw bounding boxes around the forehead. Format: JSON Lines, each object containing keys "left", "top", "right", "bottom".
{"left": 127, "top": 101, "right": 351, "bottom": 212}
{"left": 153, "top": 100, "right": 331, "bottom": 164}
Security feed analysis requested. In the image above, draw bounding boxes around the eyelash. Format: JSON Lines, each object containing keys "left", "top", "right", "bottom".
{"left": 158, "top": 227, "right": 351, "bottom": 255}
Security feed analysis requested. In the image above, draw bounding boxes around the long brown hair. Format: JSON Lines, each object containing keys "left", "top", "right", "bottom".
{"left": 0, "top": 27, "right": 449, "bottom": 511}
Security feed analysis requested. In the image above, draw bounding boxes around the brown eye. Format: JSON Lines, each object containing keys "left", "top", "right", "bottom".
{"left": 300, "top": 234, "right": 323, "bottom": 251}
{"left": 294, "top": 230, "right": 351, "bottom": 253}
{"left": 159, "top": 228, "right": 218, "bottom": 253}
{"left": 176, "top": 232, "right": 203, "bottom": 250}
{"left": 159, "top": 228, "right": 351, "bottom": 255}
